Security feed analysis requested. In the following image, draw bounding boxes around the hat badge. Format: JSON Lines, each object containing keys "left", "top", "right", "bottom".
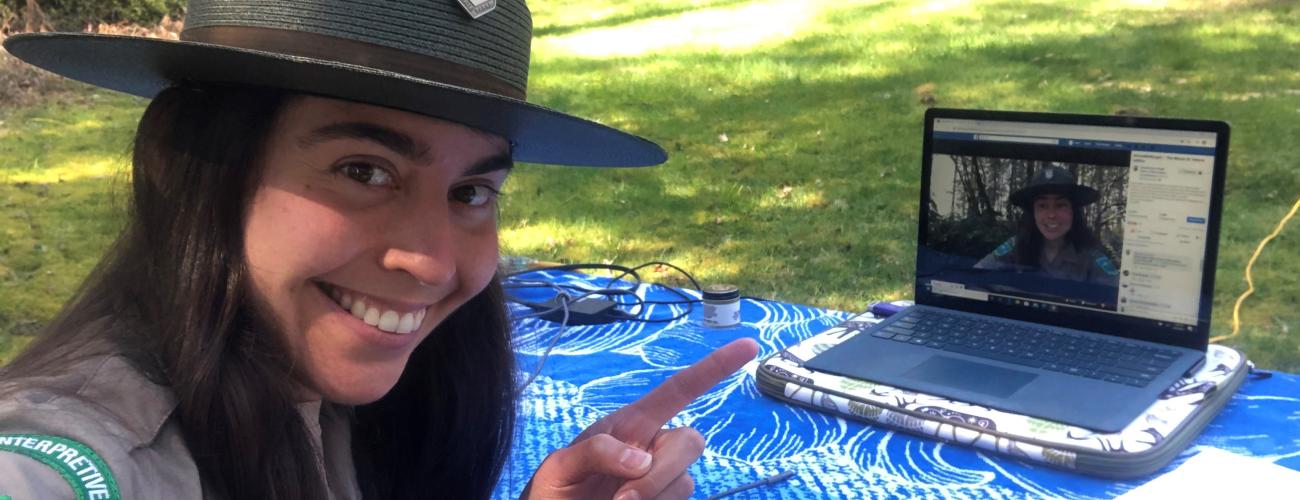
{"left": 1045, "top": 169, "right": 1054, "bottom": 180}
{"left": 458, "top": 0, "right": 497, "bottom": 19}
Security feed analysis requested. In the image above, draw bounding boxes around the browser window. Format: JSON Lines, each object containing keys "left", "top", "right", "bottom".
{"left": 920, "top": 117, "right": 1219, "bottom": 334}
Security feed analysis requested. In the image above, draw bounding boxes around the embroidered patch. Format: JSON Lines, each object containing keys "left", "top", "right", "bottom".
{"left": 0, "top": 434, "right": 120, "bottom": 500}
{"left": 1096, "top": 254, "right": 1118, "bottom": 275}
{"left": 993, "top": 238, "right": 1015, "bottom": 257}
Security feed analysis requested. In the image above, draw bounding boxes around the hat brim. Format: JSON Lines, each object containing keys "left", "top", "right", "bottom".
{"left": 1010, "top": 183, "right": 1100, "bottom": 208}
{"left": 4, "top": 32, "right": 666, "bottom": 167}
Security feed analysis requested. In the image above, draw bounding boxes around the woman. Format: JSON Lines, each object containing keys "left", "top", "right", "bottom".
{"left": 975, "top": 165, "right": 1119, "bottom": 286}
{"left": 0, "top": 1, "right": 757, "bottom": 498}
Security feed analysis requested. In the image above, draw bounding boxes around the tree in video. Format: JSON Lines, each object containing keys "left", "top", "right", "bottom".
{"left": 928, "top": 156, "right": 1127, "bottom": 287}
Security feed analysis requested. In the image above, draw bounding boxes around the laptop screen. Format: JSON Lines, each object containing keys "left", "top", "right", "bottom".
{"left": 916, "top": 109, "right": 1229, "bottom": 349}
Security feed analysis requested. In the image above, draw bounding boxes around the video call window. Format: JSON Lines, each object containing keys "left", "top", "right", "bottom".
{"left": 920, "top": 118, "right": 1218, "bottom": 328}
{"left": 927, "top": 156, "right": 1127, "bottom": 310}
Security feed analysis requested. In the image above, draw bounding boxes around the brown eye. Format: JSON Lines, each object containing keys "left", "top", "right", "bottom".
{"left": 451, "top": 184, "right": 500, "bottom": 207}
{"left": 337, "top": 161, "right": 395, "bottom": 187}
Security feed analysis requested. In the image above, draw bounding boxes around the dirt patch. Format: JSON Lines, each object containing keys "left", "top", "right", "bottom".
{"left": 0, "top": 44, "right": 78, "bottom": 108}
{"left": 85, "top": 15, "right": 181, "bottom": 39}
{"left": 1, "top": 14, "right": 179, "bottom": 110}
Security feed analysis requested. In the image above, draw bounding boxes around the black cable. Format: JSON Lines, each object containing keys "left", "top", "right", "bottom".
{"left": 516, "top": 295, "right": 570, "bottom": 391}
{"left": 642, "top": 299, "right": 702, "bottom": 305}
{"left": 506, "top": 262, "right": 644, "bottom": 284}
{"left": 505, "top": 260, "right": 724, "bottom": 387}
{"left": 605, "top": 261, "right": 704, "bottom": 291}
{"left": 608, "top": 261, "right": 700, "bottom": 320}
{"left": 505, "top": 261, "right": 701, "bottom": 323}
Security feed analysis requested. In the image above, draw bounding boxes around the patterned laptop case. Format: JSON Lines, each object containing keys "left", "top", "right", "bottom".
{"left": 757, "top": 307, "right": 1248, "bottom": 479}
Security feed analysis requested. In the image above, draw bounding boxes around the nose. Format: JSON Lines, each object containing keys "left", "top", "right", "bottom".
{"left": 379, "top": 203, "right": 459, "bottom": 288}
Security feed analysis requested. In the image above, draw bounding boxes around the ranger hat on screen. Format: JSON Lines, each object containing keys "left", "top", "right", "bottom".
{"left": 1009, "top": 165, "right": 1100, "bottom": 208}
{"left": 2, "top": 0, "right": 666, "bottom": 167}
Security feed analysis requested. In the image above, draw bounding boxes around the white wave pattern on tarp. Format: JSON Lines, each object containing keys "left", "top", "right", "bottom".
{"left": 491, "top": 272, "right": 1299, "bottom": 499}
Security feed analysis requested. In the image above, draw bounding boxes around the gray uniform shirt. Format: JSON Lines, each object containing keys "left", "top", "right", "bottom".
{"left": 975, "top": 237, "right": 1119, "bottom": 287}
{"left": 0, "top": 353, "right": 361, "bottom": 498}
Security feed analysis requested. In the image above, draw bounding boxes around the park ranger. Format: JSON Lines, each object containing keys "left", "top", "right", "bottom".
{"left": 975, "top": 165, "right": 1120, "bottom": 287}
{"left": 0, "top": 0, "right": 757, "bottom": 498}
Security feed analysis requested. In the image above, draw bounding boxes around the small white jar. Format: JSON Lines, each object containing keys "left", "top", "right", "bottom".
{"left": 701, "top": 284, "right": 741, "bottom": 328}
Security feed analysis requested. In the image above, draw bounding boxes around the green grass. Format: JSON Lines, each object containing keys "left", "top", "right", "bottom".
{"left": 0, "top": 89, "right": 139, "bottom": 361}
{"left": 2, "top": 0, "right": 1299, "bottom": 370}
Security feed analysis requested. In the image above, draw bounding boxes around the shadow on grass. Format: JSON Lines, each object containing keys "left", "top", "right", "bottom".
{"left": 534, "top": 0, "right": 757, "bottom": 38}
{"left": 0, "top": 175, "right": 125, "bottom": 343}
{"left": 0, "top": 0, "right": 1295, "bottom": 367}
{"left": 0, "top": 92, "right": 135, "bottom": 350}
{"left": 0, "top": 92, "right": 141, "bottom": 181}
{"left": 506, "top": 0, "right": 1299, "bottom": 329}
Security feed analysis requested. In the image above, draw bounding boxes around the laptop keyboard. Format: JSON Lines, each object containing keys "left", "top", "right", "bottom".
{"left": 870, "top": 309, "right": 1181, "bottom": 388}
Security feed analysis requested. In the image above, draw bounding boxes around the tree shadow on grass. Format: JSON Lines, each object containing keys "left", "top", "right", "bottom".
{"left": 533, "top": 0, "right": 758, "bottom": 38}
{"left": 0, "top": 92, "right": 141, "bottom": 179}
{"left": 505, "top": 0, "right": 1299, "bottom": 313}
{"left": 0, "top": 93, "right": 136, "bottom": 349}
{"left": 0, "top": 0, "right": 1294, "bottom": 365}
{"left": 0, "top": 175, "right": 124, "bottom": 346}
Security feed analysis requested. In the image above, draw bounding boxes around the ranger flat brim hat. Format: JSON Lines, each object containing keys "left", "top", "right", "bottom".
{"left": 2, "top": 0, "right": 666, "bottom": 167}
{"left": 1009, "top": 165, "right": 1100, "bottom": 208}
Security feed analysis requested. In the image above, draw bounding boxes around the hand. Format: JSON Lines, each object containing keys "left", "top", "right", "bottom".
{"left": 522, "top": 338, "right": 760, "bottom": 500}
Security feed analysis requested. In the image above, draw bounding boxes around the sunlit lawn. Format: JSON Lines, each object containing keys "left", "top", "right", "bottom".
{"left": 2, "top": 0, "right": 1298, "bottom": 370}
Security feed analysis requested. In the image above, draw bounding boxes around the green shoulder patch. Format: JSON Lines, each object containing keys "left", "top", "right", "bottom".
{"left": 0, "top": 434, "right": 120, "bottom": 500}
{"left": 993, "top": 237, "right": 1016, "bottom": 257}
{"left": 1095, "top": 253, "right": 1119, "bottom": 275}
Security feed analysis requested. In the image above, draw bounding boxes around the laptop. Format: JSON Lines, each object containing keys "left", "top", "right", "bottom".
{"left": 805, "top": 108, "right": 1230, "bottom": 433}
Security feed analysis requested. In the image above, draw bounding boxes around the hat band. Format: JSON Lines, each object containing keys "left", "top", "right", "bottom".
{"left": 181, "top": 25, "right": 525, "bottom": 100}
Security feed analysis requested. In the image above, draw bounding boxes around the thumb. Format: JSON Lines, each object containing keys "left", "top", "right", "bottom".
{"left": 531, "top": 433, "right": 653, "bottom": 491}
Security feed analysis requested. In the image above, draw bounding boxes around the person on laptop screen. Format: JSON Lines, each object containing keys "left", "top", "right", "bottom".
{"left": 975, "top": 165, "right": 1119, "bottom": 287}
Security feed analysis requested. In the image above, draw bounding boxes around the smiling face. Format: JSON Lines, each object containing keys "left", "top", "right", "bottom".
{"left": 1032, "top": 193, "right": 1074, "bottom": 243}
{"left": 243, "top": 96, "right": 511, "bottom": 405}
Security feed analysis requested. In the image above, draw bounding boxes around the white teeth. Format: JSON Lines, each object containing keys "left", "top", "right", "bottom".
{"left": 378, "top": 310, "right": 400, "bottom": 332}
{"left": 329, "top": 286, "right": 421, "bottom": 334}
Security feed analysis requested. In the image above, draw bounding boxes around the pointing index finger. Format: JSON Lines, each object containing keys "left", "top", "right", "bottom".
{"left": 626, "top": 338, "right": 760, "bottom": 428}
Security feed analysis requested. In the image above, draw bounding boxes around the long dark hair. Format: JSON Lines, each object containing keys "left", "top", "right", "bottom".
{"left": 1, "top": 84, "right": 516, "bottom": 499}
{"left": 1014, "top": 195, "right": 1101, "bottom": 268}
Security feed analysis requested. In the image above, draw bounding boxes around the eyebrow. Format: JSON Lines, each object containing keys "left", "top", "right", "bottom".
{"left": 299, "top": 122, "right": 432, "bottom": 164}
{"left": 466, "top": 152, "right": 514, "bottom": 176}
{"left": 298, "top": 121, "right": 513, "bottom": 176}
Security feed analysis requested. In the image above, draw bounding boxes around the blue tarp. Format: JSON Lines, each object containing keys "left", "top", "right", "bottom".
{"left": 493, "top": 271, "right": 1299, "bottom": 499}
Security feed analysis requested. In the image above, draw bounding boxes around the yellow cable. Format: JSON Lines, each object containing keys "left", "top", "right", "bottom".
{"left": 1211, "top": 198, "right": 1300, "bottom": 344}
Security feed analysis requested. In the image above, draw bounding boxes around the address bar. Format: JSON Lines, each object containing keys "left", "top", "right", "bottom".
{"left": 974, "top": 134, "right": 1059, "bottom": 145}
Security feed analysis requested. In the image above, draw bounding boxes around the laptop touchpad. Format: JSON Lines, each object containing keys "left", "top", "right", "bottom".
{"left": 903, "top": 356, "right": 1036, "bottom": 398}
